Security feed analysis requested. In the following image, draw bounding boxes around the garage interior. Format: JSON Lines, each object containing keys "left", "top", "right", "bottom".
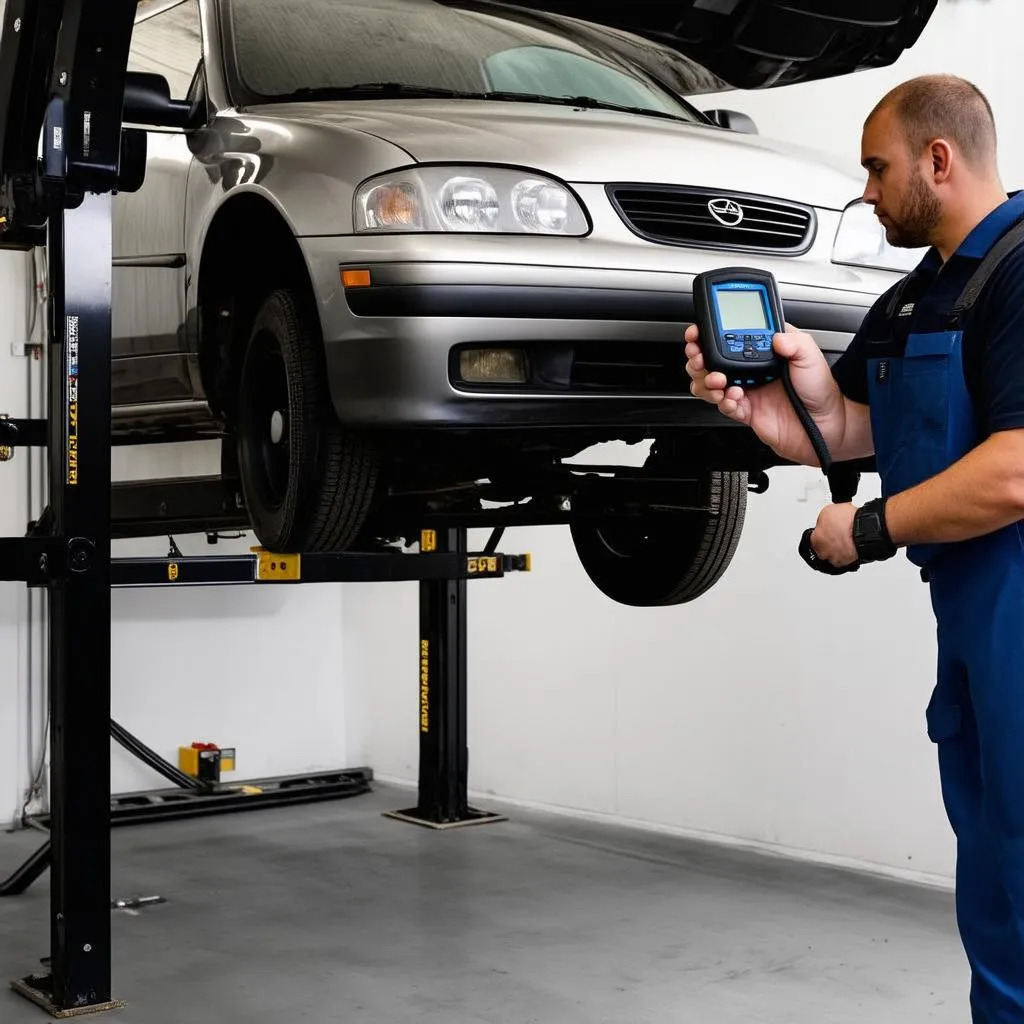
{"left": 0, "top": 0, "right": 1014, "bottom": 1021}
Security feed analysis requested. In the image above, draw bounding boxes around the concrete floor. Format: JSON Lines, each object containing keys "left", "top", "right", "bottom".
{"left": 0, "top": 783, "right": 967, "bottom": 1023}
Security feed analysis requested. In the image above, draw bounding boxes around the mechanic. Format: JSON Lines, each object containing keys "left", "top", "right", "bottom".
{"left": 685, "top": 73, "right": 1024, "bottom": 1021}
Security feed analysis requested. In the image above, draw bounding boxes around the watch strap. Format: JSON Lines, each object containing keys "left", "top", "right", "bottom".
{"left": 852, "top": 498, "right": 897, "bottom": 563}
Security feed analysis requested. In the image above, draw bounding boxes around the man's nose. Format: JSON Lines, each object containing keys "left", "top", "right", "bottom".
{"left": 862, "top": 181, "right": 880, "bottom": 205}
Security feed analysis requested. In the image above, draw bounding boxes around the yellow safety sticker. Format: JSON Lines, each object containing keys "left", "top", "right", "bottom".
{"left": 254, "top": 548, "right": 301, "bottom": 581}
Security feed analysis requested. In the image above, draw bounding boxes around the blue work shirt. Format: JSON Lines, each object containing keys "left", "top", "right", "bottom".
{"left": 832, "top": 191, "right": 1024, "bottom": 438}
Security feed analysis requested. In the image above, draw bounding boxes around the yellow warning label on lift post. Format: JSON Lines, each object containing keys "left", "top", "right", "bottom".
{"left": 420, "top": 638, "right": 430, "bottom": 733}
{"left": 253, "top": 547, "right": 301, "bottom": 581}
{"left": 421, "top": 529, "right": 437, "bottom": 552}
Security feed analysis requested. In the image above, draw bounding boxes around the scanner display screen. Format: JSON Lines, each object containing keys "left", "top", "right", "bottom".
{"left": 716, "top": 289, "right": 769, "bottom": 331}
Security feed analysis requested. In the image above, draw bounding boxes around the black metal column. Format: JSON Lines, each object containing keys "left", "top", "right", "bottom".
{"left": 387, "top": 528, "right": 505, "bottom": 830}
{"left": 13, "top": 192, "right": 120, "bottom": 1016}
{"left": 49, "top": 189, "right": 115, "bottom": 1012}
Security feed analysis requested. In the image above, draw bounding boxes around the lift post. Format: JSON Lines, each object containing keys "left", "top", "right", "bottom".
{"left": 0, "top": 0, "right": 138, "bottom": 1011}
{"left": 27, "top": 189, "right": 119, "bottom": 1018}
{"left": 387, "top": 528, "right": 509, "bottom": 829}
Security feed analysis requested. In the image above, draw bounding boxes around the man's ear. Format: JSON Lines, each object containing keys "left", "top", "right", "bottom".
{"left": 930, "top": 138, "right": 954, "bottom": 183}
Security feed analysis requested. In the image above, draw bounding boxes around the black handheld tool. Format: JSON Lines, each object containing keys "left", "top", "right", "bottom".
{"left": 691, "top": 267, "right": 785, "bottom": 387}
{"left": 692, "top": 267, "right": 858, "bottom": 575}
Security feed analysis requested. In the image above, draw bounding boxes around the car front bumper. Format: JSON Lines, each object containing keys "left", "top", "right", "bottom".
{"left": 300, "top": 241, "right": 876, "bottom": 431}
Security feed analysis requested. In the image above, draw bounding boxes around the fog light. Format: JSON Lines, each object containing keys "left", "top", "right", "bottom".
{"left": 459, "top": 348, "right": 527, "bottom": 384}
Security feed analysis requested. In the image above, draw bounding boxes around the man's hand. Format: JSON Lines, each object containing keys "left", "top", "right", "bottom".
{"left": 683, "top": 322, "right": 873, "bottom": 466}
{"left": 809, "top": 503, "right": 859, "bottom": 568}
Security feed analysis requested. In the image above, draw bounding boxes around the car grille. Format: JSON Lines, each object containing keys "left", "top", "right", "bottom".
{"left": 607, "top": 185, "right": 815, "bottom": 254}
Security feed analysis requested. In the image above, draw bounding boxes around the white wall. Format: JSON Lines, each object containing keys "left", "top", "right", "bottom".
{"left": 345, "top": 1, "right": 1024, "bottom": 889}
{"left": 697, "top": 0, "right": 1024, "bottom": 191}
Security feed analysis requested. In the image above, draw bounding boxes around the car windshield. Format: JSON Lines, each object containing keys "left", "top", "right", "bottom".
{"left": 223, "top": 0, "right": 712, "bottom": 122}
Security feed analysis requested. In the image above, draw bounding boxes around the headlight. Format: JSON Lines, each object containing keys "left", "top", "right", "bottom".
{"left": 354, "top": 165, "right": 589, "bottom": 235}
{"left": 832, "top": 200, "right": 925, "bottom": 273}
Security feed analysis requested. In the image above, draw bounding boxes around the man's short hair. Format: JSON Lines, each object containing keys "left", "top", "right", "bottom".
{"left": 867, "top": 74, "right": 997, "bottom": 168}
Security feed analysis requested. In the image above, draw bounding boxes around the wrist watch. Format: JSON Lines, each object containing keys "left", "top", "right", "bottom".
{"left": 852, "top": 498, "right": 897, "bottom": 563}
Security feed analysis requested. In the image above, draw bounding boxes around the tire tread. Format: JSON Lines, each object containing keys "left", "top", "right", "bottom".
{"left": 660, "top": 471, "right": 746, "bottom": 605}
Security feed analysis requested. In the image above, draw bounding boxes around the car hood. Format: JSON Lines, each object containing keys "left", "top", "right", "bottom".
{"left": 500, "top": 0, "right": 939, "bottom": 91}
{"left": 258, "top": 99, "right": 866, "bottom": 210}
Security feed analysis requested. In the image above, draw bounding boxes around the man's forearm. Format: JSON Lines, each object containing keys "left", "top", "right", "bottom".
{"left": 884, "top": 429, "right": 1024, "bottom": 546}
{"left": 835, "top": 396, "right": 875, "bottom": 462}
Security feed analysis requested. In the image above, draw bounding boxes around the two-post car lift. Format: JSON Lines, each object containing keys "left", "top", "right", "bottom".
{"left": 0, "top": 1, "right": 528, "bottom": 1015}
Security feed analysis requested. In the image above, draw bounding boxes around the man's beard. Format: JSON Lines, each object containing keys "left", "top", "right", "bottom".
{"left": 882, "top": 172, "right": 942, "bottom": 248}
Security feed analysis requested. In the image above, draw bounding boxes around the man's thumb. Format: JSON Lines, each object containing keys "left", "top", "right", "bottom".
{"left": 773, "top": 330, "right": 816, "bottom": 367}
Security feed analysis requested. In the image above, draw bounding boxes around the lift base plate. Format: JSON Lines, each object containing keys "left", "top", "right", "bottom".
{"left": 383, "top": 806, "right": 508, "bottom": 830}
{"left": 10, "top": 975, "right": 126, "bottom": 1018}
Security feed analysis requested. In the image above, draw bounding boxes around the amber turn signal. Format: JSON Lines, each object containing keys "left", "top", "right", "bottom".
{"left": 341, "top": 269, "right": 372, "bottom": 288}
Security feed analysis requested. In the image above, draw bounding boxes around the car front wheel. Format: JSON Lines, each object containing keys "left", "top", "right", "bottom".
{"left": 235, "top": 288, "right": 378, "bottom": 552}
{"left": 569, "top": 470, "right": 747, "bottom": 606}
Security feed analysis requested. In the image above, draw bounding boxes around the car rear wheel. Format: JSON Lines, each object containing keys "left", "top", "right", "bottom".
{"left": 236, "top": 288, "right": 378, "bottom": 552}
{"left": 569, "top": 470, "right": 747, "bottom": 606}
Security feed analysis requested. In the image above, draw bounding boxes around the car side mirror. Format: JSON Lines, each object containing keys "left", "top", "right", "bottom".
{"left": 703, "top": 108, "right": 758, "bottom": 135}
{"left": 123, "top": 72, "right": 194, "bottom": 129}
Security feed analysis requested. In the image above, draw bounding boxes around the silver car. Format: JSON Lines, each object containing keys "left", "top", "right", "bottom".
{"left": 115, "top": 0, "right": 934, "bottom": 605}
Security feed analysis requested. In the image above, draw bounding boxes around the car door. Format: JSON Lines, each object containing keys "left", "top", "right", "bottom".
{"left": 111, "top": 0, "right": 203, "bottom": 410}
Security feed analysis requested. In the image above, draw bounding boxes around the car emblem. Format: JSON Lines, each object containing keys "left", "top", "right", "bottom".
{"left": 707, "top": 198, "right": 744, "bottom": 227}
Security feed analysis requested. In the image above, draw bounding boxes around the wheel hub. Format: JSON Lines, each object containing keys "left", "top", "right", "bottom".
{"left": 270, "top": 409, "right": 286, "bottom": 446}
{"left": 241, "top": 333, "right": 291, "bottom": 510}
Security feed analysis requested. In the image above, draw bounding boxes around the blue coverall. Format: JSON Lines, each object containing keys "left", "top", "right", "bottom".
{"left": 844, "top": 191, "right": 1024, "bottom": 1020}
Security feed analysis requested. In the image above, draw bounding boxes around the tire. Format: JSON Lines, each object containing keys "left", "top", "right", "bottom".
{"left": 570, "top": 470, "right": 747, "bottom": 607}
{"left": 235, "top": 288, "right": 378, "bottom": 552}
